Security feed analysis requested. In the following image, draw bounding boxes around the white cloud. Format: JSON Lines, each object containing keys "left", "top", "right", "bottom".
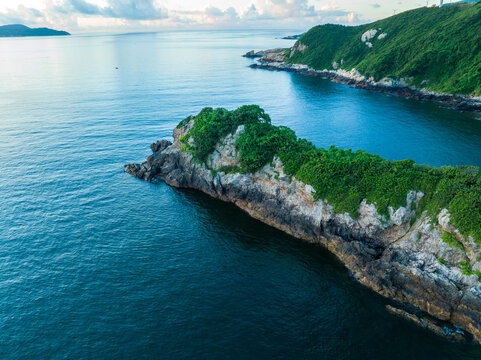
{"left": 254, "top": 0, "right": 317, "bottom": 18}
{"left": 0, "top": 5, "right": 44, "bottom": 25}
{"left": 52, "top": 0, "right": 168, "bottom": 20}
{"left": 346, "top": 11, "right": 360, "bottom": 23}
{"left": 0, "top": 0, "right": 377, "bottom": 32}
{"left": 202, "top": 6, "right": 239, "bottom": 23}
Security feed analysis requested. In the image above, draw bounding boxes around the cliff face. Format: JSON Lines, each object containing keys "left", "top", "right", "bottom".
{"left": 126, "top": 119, "right": 481, "bottom": 343}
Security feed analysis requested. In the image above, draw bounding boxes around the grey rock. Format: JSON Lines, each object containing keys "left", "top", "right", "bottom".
{"left": 151, "top": 140, "right": 172, "bottom": 153}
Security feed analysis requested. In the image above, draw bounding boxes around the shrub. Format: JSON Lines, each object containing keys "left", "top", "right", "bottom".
{"left": 442, "top": 232, "right": 465, "bottom": 251}
{"left": 185, "top": 105, "right": 270, "bottom": 162}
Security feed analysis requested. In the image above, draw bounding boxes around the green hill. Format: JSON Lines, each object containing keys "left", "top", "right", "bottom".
{"left": 288, "top": 2, "right": 481, "bottom": 95}
{"left": 0, "top": 24, "right": 70, "bottom": 37}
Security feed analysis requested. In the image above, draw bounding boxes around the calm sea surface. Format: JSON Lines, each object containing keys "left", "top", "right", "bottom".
{"left": 1, "top": 30, "right": 481, "bottom": 359}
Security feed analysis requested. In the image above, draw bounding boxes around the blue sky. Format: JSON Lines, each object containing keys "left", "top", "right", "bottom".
{"left": 0, "top": 0, "right": 439, "bottom": 32}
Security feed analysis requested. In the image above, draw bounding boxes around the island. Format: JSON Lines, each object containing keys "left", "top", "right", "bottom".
{"left": 126, "top": 105, "right": 481, "bottom": 345}
{"left": 0, "top": 24, "right": 70, "bottom": 37}
{"left": 247, "top": 2, "right": 481, "bottom": 111}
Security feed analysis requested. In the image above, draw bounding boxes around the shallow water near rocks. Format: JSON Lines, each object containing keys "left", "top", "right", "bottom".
{"left": 1, "top": 30, "right": 481, "bottom": 359}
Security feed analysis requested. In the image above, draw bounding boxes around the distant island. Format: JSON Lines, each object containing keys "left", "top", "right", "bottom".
{"left": 0, "top": 24, "right": 70, "bottom": 37}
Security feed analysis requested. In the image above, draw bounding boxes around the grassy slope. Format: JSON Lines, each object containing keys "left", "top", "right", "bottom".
{"left": 179, "top": 106, "right": 481, "bottom": 247}
{"left": 288, "top": 3, "right": 481, "bottom": 95}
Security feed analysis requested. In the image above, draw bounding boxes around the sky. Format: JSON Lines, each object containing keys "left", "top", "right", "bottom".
{"left": 0, "top": 0, "right": 439, "bottom": 33}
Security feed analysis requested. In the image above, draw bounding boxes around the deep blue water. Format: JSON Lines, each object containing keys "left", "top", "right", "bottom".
{"left": 1, "top": 30, "right": 481, "bottom": 359}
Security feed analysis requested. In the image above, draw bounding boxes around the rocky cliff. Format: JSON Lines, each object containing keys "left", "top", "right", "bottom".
{"left": 126, "top": 117, "right": 481, "bottom": 344}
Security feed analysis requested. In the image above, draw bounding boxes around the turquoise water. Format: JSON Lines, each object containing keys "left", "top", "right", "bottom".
{"left": 1, "top": 30, "right": 481, "bottom": 359}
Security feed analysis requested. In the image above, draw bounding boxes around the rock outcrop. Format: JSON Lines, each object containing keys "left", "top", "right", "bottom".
{"left": 126, "top": 119, "right": 481, "bottom": 344}
{"left": 282, "top": 34, "right": 304, "bottom": 40}
{"left": 242, "top": 48, "right": 285, "bottom": 58}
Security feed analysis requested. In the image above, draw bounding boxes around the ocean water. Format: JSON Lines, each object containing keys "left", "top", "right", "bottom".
{"left": 0, "top": 30, "right": 481, "bottom": 359}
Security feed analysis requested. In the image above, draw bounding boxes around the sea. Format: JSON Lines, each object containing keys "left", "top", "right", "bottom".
{"left": 1, "top": 30, "right": 481, "bottom": 359}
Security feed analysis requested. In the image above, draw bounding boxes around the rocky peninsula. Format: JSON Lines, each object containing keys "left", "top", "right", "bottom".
{"left": 245, "top": 3, "right": 481, "bottom": 112}
{"left": 126, "top": 106, "right": 481, "bottom": 344}
{"left": 247, "top": 48, "right": 481, "bottom": 112}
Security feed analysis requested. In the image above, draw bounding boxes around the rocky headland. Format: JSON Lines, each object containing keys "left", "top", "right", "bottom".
{"left": 126, "top": 107, "right": 481, "bottom": 344}
{"left": 247, "top": 48, "right": 481, "bottom": 112}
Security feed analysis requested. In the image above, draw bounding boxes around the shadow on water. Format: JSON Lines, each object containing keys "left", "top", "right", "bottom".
{"left": 167, "top": 186, "right": 481, "bottom": 360}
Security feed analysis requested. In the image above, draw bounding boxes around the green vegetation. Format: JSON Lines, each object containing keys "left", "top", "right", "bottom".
{"left": 437, "top": 257, "right": 447, "bottom": 265}
{"left": 460, "top": 261, "right": 472, "bottom": 274}
{"left": 217, "top": 165, "right": 240, "bottom": 174}
{"left": 460, "top": 261, "right": 481, "bottom": 280}
{"left": 179, "top": 106, "right": 270, "bottom": 162}
{"left": 180, "top": 106, "right": 481, "bottom": 244}
{"left": 288, "top": 2, "right": 481, "bottom": 95}
{"left": 442, "top": 232, "right": 465, "bottom": 251}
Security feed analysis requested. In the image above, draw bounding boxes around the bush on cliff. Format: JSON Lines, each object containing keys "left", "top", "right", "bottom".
{"left": 180, "top": 105, "right": 270, "bottom": 162}
{"left": 236, "top": 123, "right": 296, "bottom": 173}
{"left": 182, "top": 106, "right": 481, "bottom": 244}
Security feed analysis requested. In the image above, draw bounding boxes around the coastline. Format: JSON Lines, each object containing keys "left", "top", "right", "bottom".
{"left": 125, "top": 118, "right": 481, "bottom": 345}
{"left": 248, "top": 50, "right": 481, "bottom": 113}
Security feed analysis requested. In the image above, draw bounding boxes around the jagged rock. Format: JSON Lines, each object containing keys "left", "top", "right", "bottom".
{"left": 289, "top": 42, "right": 307, "bottom": 58}
{"left": 385, "top": 305, "right": 466, "bottom": 342}
{"left": 151, "top": 140, "right": 172, "bottom": 153}
{"left": 243, "top": 48, "right": 285, "bottom": 59}
{"left": 242, "top": 50, "right": 256, "bottom": 57}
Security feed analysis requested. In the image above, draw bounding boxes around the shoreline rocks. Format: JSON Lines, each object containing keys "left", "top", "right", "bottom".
{"left": 126, "top": 118, "right": 481, "bottom": 345}
{"left": 248, "top": 50, "right": 481, "bottom": 113}
{"left": 242, "top": 48, "right": 285, "bottom": 58}
{"left": 282, "top": 34, "right": 304, "bottom": 40}
{"left": 385, "top": 305, "right": 466, "bottom": 342}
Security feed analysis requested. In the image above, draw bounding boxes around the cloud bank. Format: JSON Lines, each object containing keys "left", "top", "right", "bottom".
{"left": 0, "top": 0, "right": 367, "bottom": 32}
{"left": 58, "top": 0, "right": 168, "bottom": 20}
